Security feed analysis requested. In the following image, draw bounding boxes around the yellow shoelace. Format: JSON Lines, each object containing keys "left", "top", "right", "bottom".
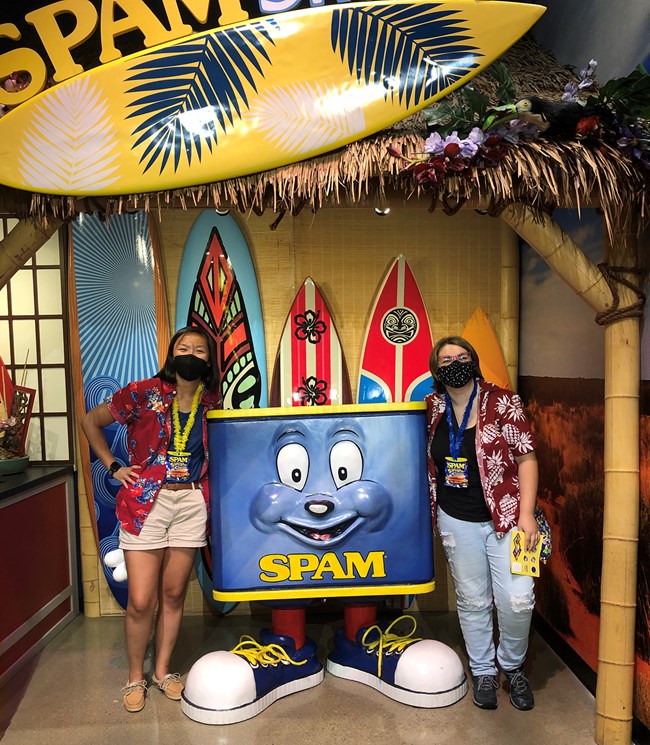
{"left": 361, "top": 615, "right": 423, "bottom": 678}
{"left": 231, "top": 635, "right": 308, "bottom": 668}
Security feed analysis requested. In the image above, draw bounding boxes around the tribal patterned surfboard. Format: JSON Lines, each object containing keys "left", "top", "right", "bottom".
{"left": 358, "top": 256, "right": 433, "bottom": 404}
{"left": 0, "top": 2, "right": 544, "bottom": 195}
{"left": 270, "top": 277, "right": 351, "bottom": 407}
{"left": 177, "top": 210, "right": 268, "bottom": 613}
{"left": 69, "top": 211, "right": 169, "bottom": 609}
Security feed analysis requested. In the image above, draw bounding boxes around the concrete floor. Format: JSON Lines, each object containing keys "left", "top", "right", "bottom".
{"left": 1, "top": 610, "right": 596, "bottom": 745}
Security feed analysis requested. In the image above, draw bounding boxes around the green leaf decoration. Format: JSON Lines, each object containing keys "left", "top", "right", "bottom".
{"left": 488, "top": 61, "right": 516, "bottom": 106}
{"left": 594, "top": 65, "right": 650, "bottom": 123}
{"left": 125, "top": 21, "right": 277, "bottom": 175}
{"left": 331, "top": 3, "right": 482, "bottom": 109}
{"left": 422, "top": 83, "right": 489, "bottom": 139}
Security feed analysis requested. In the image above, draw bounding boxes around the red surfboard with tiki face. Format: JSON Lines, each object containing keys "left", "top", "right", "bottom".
{"left": 271, "top": 277, "right": 351, "bottom": 407}
{"left": 358, "top": 256, "right": 433, "bottom": 404}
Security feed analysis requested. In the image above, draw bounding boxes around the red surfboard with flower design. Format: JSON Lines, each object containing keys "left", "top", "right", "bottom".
{"left": 271, "top": 277, "right": 351, "bottom": 407}
{"left": 358, "top": 255, "right": 433, "bottom": 404}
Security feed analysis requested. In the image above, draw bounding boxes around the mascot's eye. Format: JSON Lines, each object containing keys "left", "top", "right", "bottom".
{"left": 330, "top": 440, "right": 363, "bottom": 488}
{"left": 276, "top": 442, "right": 309, "bottom": 490}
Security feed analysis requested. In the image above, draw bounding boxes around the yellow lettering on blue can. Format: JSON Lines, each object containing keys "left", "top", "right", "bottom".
{"left": 288, "top": 554, "right": 319, "bottom": 580}
{"left": 346, "top": 551, "right": 387, "bottom": 579}
{"left": 311, "top": 553, "right": 346, "bottom": 581}
{"left": 258, "top": 551, "right": 387, "bottom": 583}
{"left": 259, "top": 554, "right": 290, "bottom": 582}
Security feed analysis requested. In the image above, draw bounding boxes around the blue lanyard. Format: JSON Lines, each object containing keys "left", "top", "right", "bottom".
{"left": 445, "top": 379, "right": 478, "bottom": 459}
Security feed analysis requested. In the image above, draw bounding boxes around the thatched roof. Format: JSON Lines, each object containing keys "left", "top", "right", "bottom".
{"left": 7, "top": 37, "right": 650, "bottom": 237}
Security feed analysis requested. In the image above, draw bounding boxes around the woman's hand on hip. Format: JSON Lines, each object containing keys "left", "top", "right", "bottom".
{"left": 113, "top": 465, "right": 141, "bottom": 486}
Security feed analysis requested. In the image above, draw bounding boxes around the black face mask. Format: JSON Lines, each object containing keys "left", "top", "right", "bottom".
{"left": 173, "top": 354, "right": 208, "bottom": 382}
{"left": 436, "top": 360, "right": 475, "bottom": 389}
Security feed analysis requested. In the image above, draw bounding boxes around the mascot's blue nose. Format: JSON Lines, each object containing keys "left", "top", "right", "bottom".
{"left": 304, "top": 499, "right": 335, "bottom": 518}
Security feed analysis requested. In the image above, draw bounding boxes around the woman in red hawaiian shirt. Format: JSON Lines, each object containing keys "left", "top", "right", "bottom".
{"left": 81, "top": 326, "right": 219, "bottom": 713}
{"left": 425, "top": 336, "right": 539, "bottom": 713}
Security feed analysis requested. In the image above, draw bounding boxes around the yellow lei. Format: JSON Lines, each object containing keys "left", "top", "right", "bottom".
{"left": 171, "top": 384, "right": 202, "bottom": 453}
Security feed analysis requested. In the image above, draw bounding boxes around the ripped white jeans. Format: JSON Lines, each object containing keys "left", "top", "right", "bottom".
{"left": 437, "top": 507, "right": 535, "bottom": 677}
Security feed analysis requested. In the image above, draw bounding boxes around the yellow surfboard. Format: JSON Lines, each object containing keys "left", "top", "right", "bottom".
{"left": 462, "top": 306, "right": 511, "bottom": 390}
{"left": 0, "top": 1, "right": 544, "bottom": 196}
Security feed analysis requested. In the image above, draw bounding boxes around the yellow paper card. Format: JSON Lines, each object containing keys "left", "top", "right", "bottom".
{"left": 510, "top": 530, "right": 542, "bottom": 577}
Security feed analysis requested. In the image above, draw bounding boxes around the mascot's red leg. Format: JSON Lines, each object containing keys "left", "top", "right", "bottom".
{"left": 272, "top": 608, "right": 306, "bottom": 649}
{"left": 343, "top": 603, "right": 377, "bottom": 641}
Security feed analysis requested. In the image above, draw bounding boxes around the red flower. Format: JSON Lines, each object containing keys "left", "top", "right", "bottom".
{"left": 576, "top": 115, "right": 601, "bottom": 139}
{"left": 443, "top": 142, "right": 461, "bottom": 157}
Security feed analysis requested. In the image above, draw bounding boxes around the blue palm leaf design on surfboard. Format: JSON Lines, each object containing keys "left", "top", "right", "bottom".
{"left": 125, "top": 20, "right": 278, "bottom": 174}
{"left": 124, "top": 4, "right": 480, "bottom": 177}
{"left": 331, "top": 3, "right": 481, "bottom": 108}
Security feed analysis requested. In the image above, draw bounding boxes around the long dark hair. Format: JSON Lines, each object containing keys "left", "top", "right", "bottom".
{"left": 157, "top": 326, "right": 219, "bottom": 392}
{"left": 429, "top": 336, "right": 484, "bottom": 394}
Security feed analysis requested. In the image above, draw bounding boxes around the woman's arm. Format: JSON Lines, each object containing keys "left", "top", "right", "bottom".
{"left": 515, "top": 451, "right": 539, "bottom": 551}
{"left": 81, "top": 403, "right": 140, "bottom": 486}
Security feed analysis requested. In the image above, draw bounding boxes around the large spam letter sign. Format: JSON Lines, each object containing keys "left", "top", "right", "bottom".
{"left": 1, "top": 0, "right": 251, "bottom": 107}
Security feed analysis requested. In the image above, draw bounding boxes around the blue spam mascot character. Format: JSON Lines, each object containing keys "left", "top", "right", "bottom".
{"left": 182, "top": 403, "right": 467, "bottom": 724}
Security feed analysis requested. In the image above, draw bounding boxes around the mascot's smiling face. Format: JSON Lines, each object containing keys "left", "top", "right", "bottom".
{"left": 251, "top": 423, "right": 392, "bottom": 548}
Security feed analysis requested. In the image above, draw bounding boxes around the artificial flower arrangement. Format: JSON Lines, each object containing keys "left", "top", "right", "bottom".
{"left": 0, "top": 360, "right": 35, "bottom": 467}
{"left": 0, "top": 404, "right": 31, "bottom": 461}
{"left": 388, "top": 60, "right": 650, "bottom": 184}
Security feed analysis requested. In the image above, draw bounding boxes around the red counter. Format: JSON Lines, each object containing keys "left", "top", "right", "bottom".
{"left": 0, "top": 467, "right": 78, "bottom": 685}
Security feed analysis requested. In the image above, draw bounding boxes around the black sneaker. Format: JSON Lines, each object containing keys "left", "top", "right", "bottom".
{"left": 472, "top": 674, "right": 499, "bottom": 709}
{"left": 505, "top": 668, "right": 535, "bottom": 710}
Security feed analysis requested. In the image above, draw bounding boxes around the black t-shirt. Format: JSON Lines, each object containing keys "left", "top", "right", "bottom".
{"left": 431, "top": 412, "right": 491, "bottom": 522}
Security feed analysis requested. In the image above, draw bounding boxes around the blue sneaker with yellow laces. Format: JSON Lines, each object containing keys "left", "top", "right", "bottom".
{"left": 326, "top": 615, "right": 467, "bottom": 708}
{"left": 181, "top": 629, "right": 324, "bottom": 724}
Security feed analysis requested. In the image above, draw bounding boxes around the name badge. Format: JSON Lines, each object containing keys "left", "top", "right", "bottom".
{"left": 444, "top": 456, "right": 468, "bottom": 488}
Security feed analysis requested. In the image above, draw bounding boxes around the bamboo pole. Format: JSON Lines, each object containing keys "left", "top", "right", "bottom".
{"left": 75, "top": 440, "right": 101, "bottom": 618}
{"left": 499, "top": 220, "right": 520, "bottom": 390}
{"left": 0, "top": 216, "right": 64, "bottom": 288}
{"left": 501, "top": 205, "right": 611, "bottom": 315}
{"left": 595, "top": 225, "right": 640, "bottom": 745}
{"left": 502, "top": 203, "right": 641, "bottom": 745}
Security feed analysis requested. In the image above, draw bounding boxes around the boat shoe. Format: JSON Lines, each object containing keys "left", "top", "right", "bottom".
{"left": 122, "top": 679, "right": 147, "bottom": 712}
{"left": 152, "top": 672, "right": 184, "bottom": 700}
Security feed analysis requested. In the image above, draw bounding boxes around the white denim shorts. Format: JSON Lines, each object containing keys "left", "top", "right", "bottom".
{"left": 119, "top": 487, "right": 208, "bottom": 550}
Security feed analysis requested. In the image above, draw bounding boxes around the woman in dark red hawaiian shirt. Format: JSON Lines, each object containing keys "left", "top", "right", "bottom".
{"left": 82, "top": 326, "right": 219, "bottom": 713}
{"left": 425, "top": 336, "right": 539, "bottom": 713}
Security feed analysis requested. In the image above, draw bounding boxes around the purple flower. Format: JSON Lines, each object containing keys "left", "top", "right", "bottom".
{"left": 424, "top": 132, "right": 445, "bottom": 155}
{"left": 443, "top": 132, "right": 463, "bottom": 148}
{"left": 616, "top": 123, "right": 650, "bottom": 168}
{"left": 562, "top": 82, "right": 579, "bottom": 102}
{"left": 459, "top": 127, "right": 485, "bottom": 157}
{"left": 492, "top": 120, "right": 539, "bottom": 144}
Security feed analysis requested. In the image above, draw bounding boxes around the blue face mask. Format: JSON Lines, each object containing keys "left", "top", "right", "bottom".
{"left": 436, "top": 360, "right": 474, "bottom": 389}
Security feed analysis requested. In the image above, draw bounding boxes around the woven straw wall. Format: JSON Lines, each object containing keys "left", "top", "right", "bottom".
{"left": 161, "top": 205, "right": 503, "bottom": 389}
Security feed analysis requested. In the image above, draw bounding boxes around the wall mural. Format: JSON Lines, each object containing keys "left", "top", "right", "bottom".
{"left": 519, "top": 207, "right": 650, "bottom": 734}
